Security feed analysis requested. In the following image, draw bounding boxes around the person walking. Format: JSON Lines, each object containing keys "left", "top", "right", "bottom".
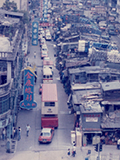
{"left": 34, "top": 51, "right": 36, "bottom": 58}
{"left": 2, "top": 128, "right": 6, "bottom": 141}
{"left": 12, "top": 127, "right": 16, "bottom": 139}
{"left": 26, "top": 124, "right": 30, "bottom": 137}
{"left": 72, "top": 142, "right": 76, "bottom": 157}
{"left": 18, "top": 127, "right": 21, "bottom": 141}
{"left": 14, "top": 127, "right": 18, "bottom": 139}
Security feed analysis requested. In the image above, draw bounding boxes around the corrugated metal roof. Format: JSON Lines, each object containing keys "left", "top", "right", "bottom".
{"left": 101, "top": 80, "right": 120, "bottom": 91}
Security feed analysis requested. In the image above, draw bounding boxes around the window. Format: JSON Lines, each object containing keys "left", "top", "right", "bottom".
{"left": 47, "top": 75, "right": 49, "bottom": 78}
{"left": 45, "top": 102, "right": 55, "bottom": 107}
{"left": 50, "top": 75, "right": 52, "bottom": 78}
{"left": 43, "top": 75, "right": 46, "bottom": 78}
{"left": 75, "top": 75, "right": 79, "bottom": 80}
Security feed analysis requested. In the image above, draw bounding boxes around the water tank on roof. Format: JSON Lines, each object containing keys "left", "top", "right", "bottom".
{"left": 78, "top": 40, "right": 89, "bottom": 53}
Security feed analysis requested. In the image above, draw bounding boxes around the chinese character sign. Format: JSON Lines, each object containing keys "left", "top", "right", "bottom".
{"left": 32, "top": 21, "right": 38, "bottom": 46}
{"left": 20, "top": 69, "right": 37, "bottom": 109}
{"left": 43, "top": 0, "right": 48, "bottom": 22}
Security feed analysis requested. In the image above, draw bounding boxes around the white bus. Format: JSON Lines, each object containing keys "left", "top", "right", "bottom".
{"left": 43, "top": 66, "right": 53, "bottom": 83}
{"left": 43, "top": 60, "right": 54, "bottom": 71}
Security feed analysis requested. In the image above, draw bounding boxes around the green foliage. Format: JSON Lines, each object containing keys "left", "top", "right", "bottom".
{"left": 2, "top": 0, "right": 17, "bottom": 12}
{"left": 20, "top": 11, "right": 29, "bottom": 24}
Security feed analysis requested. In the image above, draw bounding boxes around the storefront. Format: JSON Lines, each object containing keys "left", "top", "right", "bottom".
{"left": 79, "top": 101, "right": 103, "bottom": 146}
{"left": 83, "top": 129, "right": 102, "bottom": 146}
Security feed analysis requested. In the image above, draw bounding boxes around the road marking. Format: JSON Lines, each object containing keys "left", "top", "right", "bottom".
{"left": 60, "top": 111, "right": 69, "bottom": 114}
{"left": 56, "top": 77, "right": 60, "bottom": 80}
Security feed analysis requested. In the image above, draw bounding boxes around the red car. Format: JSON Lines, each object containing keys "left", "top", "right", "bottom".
{"left": 38, "top": 128, "right": 54, "bottom": 144}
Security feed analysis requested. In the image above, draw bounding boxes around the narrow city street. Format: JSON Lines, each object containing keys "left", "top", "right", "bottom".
{"left": 16, "top": 39, "right": 74, "bottom": 152}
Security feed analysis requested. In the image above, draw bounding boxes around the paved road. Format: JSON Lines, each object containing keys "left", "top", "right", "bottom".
{"left": 15, "top": 38, "right": 74, "bottom": 153}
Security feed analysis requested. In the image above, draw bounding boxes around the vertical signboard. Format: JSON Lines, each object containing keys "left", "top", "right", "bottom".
{"left": 20, "top": 69, "right": 37, "bottom": 110}
{"left": 32, "top": 21, "right": 38, "bottom": 46}
{"left": 40, "top": 0, "right": 43, "bottom": 21}
{"left": 43, "top": 0, "right": 48, "bottom": 22}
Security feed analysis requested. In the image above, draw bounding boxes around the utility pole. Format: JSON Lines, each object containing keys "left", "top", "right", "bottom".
{"left": 96, "top": 143, "right": 100, "bottom": 160}
{"left": 95, "top": 142, "right": 102, "bottom": 160}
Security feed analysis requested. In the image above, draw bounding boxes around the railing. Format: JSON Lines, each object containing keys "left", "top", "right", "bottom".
{"left": 0, "top": 82, "right": 11, "bottom": 96}
{"left": 0, "top": 28, "right": 23, "bottom": 61}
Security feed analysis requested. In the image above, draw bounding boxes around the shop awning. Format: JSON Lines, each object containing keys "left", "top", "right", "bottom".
{"left": 83, "top": 130, "right": 102, "bottom": 134}
{"left": 83, "top": 128, "right": 102, "bottom": 134}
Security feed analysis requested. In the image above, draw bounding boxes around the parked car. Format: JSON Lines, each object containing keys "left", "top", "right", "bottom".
{"left": 38, "top": 128, "right": 54, "bottom": 144}
{"left": 41, "top": 30, "right": 45, "bottom": 38}
{"left": 44, "top": 56, "right": 50, "bottom": 61}
{"left": 41, "top": 48, "right": 48, "bottom": 59}
{"left": 45, "top": 33, "right": 52, "bottom": 41}
{"left": 39, "top": 84, "right": 42, "bottom": 94}
{"left": 40, "top": 38, "right": 46, "bottom": 45}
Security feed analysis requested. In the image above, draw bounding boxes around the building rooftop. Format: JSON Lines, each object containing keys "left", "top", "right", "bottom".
{"left": 101, "top": 110, "right": 120, "bottom": 128}
{"left": 0, "top": 36, "right": 12, "bottom": 52}
{"left": 71, "top": 82, "right": 103, "bottom": 108}
{"left": 80, "top": 101, "right": 103, "bottom": 113}
{"left": 71, "top": 82, "right": 101, "bottom": 91}
{"left": 0, "top": 9, "right": 24, "bottom": 17}
{"left": 101, "top": 80, "right": 120, "bottom": 91}
{"left": 69, "top": 66, "right": 102, "bottom": 74}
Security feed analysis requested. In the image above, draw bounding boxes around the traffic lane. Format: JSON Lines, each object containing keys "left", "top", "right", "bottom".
{"left": 16, "top": 44, "right": 42, "bottom": 151}
{"left": 16, "top": 109, "right": 37, "bottom": 151}
{"left": 34, "top": 128, "right": 72, "bottom": 151}
{"left": 26, "top": 44, "right": 42, "bottom": 67}
{"left": 46, "top": 40, "right": 56, "bottom": 61}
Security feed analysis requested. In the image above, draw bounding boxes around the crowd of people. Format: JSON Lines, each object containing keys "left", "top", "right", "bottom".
{"left": 1, "top": 124, "right": 31, "bottom": 141}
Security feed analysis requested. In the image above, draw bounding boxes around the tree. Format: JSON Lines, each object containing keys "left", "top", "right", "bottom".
{"left": 20, "top": 11, "right": 29, "bottom": 25}
{"left": 2, "top": 0, "right": 17, "bottom": 12}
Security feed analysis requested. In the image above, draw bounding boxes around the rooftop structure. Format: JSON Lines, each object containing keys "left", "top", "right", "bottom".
{"left": 101, "top": 80, "right": 120, "bottom": 91}
{"left": 0, "top": 37, "right": 12, "bottom": 52}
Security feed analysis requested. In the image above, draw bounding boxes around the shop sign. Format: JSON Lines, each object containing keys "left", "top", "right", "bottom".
{"left": 32, "top": 21, "right": 38, "bottom": 46}
{"left": 39, "top": 22, "right": 54, "bottom": 26}
{"left": 20, "top": 69, "right": 37, "bottom": 110}
{"left": 0, "top": 115, "right": 12, "bottom": 128}
{"left": 84, "top": 114, "right": 100, "bottom": 117}
{"left": 86, "top": 117, "right": 98, "bottom": 122}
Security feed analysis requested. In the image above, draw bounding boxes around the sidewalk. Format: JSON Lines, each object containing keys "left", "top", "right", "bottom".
{"left": 1, "top": 138, "right": 120, "bottom": 160}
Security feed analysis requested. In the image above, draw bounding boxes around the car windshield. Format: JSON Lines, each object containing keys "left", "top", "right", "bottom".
{"left": 41, "top": 132, "right": 51, "bottom": 136}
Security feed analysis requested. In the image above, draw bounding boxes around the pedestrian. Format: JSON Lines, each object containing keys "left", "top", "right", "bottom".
{"left": 34, "top": 51, "right": 36, "bottom": 58}
{"left": 14, "top": 127, "right": 18, "bottom": 138}
{"left": 18, "top": 127, "right": 21, "bottom": 141}
{"left": 2, "top": 128, "right": 6, "bottom": 141}
{"left": 67, "top": 148, "right": 70, "bottom": 156}
{"left": 12, "top": 127, "right": 16, "bottom": 139}
{"left": 6, "top": 138, "right": 10, "bottom": 153}
{"left": 72, "top": 142, "right": 76, "bottom": 157}
{"left": 26, "top": 124, "right": 30, "bottom": 137}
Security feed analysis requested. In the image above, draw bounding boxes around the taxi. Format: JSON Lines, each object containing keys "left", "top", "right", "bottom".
{"left": 38, "top": 128, "right": 54, "bottom": 144}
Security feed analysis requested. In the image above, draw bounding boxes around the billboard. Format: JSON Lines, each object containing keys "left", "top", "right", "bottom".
{"left": 20, "top": 69, "right": 37, "bottom": 110}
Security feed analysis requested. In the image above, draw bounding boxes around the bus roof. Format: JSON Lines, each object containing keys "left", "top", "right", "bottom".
{"left": 42, "top": 83, "right": 58, "bottom": 102}
{"left": 43, "top": 66, "right": 52, "bottom": 75}
{"left": 43, "top": 60, "right": 54, "bottom": 66}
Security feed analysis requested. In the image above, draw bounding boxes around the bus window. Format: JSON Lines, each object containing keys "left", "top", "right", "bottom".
{"left": 45, "top": 102, "right": 55, "bottom": 106}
